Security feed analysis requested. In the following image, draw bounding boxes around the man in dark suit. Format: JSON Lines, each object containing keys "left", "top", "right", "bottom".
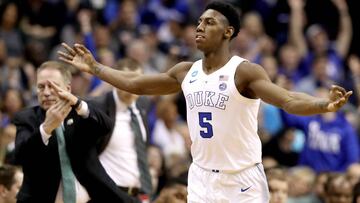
{"left": 93, "top": 58, "right": 153, "bottom": 202}
{"left": 13, "top": 61, "right": 136, "bottom": 203}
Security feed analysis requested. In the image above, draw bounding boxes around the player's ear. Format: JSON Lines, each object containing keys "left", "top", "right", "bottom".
{"left": 224, "top": 26, "right": 234, "bottom": 40}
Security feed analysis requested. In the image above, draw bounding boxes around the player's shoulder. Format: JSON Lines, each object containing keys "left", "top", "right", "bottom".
{"left": 174, "top": 61, "right": 195, "bottom": 71}
{"left": 236, "top": 61, "right": 264, "bottom": 76}
{"left": 168, "top": 61, "right": 194, "bottom": 78}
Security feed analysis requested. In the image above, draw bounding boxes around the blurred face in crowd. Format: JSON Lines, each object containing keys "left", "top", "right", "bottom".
{"left": 309, "top": 30, "right": 329, "bottom": 54}
{"left": 242, "top": 12, "right": 263, "bottom": 38}
{"left": 260, "top": 55, "right": 278, "bottom": 82}
{"left": 326, "top": 176, "right": 352, "bottom": 203}
{"left": 1, "top": 3, "right": 18, "bottom": 28}
{"left": 119, "top": 0, "right": 137, "bottom": 27}
{"left": 269, "top": 179, "right": 288, "bottom": 203}
{"left": 157, "top": 99, "right": 178, "bottom": 128}
{"left": 347, "top": 164, "right": 360, "bottom": 187}
{"left": 312, "top": 56, "right": 328, "bottom": 81}
{"left": 3, "top": 89, "right": 23, "bottom": 115}
{"left": 1, "top": 124, "right": 16, "bottom": 146}
{"left": 0, "top": 169, "right": 23, "bottom": 203}
{"left": 279, "top": 45, "right": 301, "bottom": 70}
{"left": 314, "top": 172, "right": 329, "bottom": 201}
{"left": 37, "top": 68, "right": 70, "bottom": 110}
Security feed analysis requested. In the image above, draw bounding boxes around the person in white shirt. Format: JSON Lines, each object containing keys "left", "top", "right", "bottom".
{"left": 93, "top": 58, "right": 152, "bottom": 202}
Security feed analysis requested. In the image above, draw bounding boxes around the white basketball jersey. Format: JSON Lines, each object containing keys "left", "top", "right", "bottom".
{"left": 181, "top": 56, "right": 262, "bottom": 172}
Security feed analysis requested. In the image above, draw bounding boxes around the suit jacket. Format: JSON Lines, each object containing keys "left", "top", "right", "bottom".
{"left": 13, "top": 102, "right": 138, "bottom": 203}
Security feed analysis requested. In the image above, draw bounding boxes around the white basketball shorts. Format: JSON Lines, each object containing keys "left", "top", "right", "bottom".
{"left": 187, "top": 163, "right": 270, "bottom": 203}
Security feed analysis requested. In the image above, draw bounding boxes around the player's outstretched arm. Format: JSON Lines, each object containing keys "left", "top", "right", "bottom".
{"left": 58, "top": 43, "right": 190, "bottom": 95}
{"left": 242, "top": 63, "right": 352, "bottom": 115}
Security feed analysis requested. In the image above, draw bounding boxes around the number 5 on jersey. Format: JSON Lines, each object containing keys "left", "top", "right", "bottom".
{"left": 199, "top": 112, "right": 213, "bottom": 138}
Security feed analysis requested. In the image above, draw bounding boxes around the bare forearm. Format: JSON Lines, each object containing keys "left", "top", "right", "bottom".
{"left": 282, "top": 92, "right": 329, "bottom": 115}
{"left": 93, "top": 63, "right": 180, "bottom": 95}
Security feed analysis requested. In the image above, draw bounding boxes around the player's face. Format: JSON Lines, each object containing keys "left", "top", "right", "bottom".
{"left": 196, "top": 9, "right": 229, "bottom": 52}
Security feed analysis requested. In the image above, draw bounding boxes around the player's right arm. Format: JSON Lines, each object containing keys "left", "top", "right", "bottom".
{"left": 58, "top": 43, "right": 192, "bottom": 95}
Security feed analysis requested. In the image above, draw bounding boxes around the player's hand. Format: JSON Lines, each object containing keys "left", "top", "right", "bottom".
{"left": 58, "top": 43, "right": 98, "bottom": 75}
{"left": 326, "top": 85, "right": 352, "bottom": 112}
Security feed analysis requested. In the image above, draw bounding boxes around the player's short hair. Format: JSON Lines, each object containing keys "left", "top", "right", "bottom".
{"left": 205, "top": 1, "right": 240, "bottom": 39}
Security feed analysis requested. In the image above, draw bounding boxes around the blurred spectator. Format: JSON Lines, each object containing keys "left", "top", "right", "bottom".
{"left": 348, "top": 54, "right": 360, "bottom": 106}
{"left": 313, "top": 171, "right": 333, "bottom": 203}
{"left": 295, "top": 55, "right": 334, "bottom": 95}
{"left": 232, "top": 11, "right": 275, "bottom": 63}
{"left": 1, "top": 89, "right": 25, "bottom": 127}
{"left": 0, "top": 124, "right": 16, "bottom": 165}
{"left": 20, "top": 0, "right": 65, "bottom": 67}
{"left": 324, "top": 173, "right": 352, "bottom": 203}
{"left": 0, "top": 1, "right": 23, "bottom": 58}
{"left": 281, "top": 87, "right": 359, "bottom": 173}
{"left": 153, "top": 183, "right": 187, "bottom": 203}
{"left": 152, "top": 97, "right": 188, "bottom": 169}
{"left": 262, "top": 127, "right": 299, "bottom": 167}
{"left": 278, "top": 44, "right": 306, "bottom": 85}
{"left": 266, "top": 167, "right": 289, "bottom": 203}
{"left": 126, "top": 38, "right": 159, "bottom": 74}
{"left": 0, "top": 165, "right": 23, "bottom": 203}
{"left": 147, "top": 144, "right": 167, "bottom": 197}
{"left": 140, "top": 0, "right": 189, "bottom": 29}
{"left": 347, "top": 163, "right": 360, "bottom": 187}
{"left": 288, "top": 0, "right": 352, "bottom": 83}
{"left": 260, "top": 54, "right": 279, "bottom": 83}
{"left": 262, "top": 157, "right": 279, "bottom": 171}
{"left": 109, "top": 0, "right": 140, "bottom": 57}
{"left": 287, "top": 166, "right": 318, "bottom": 203}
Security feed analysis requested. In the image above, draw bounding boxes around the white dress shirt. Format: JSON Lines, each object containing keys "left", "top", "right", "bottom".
{"left": 99, "top": 89, "right": 146, "bottom": 188}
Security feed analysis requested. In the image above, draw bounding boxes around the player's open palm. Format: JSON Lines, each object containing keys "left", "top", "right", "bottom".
{"left": 327, "top": 85, "right": 352, "bottom": 112}
{"left": 58, "top": 43, "right": 97, "bottom": 74}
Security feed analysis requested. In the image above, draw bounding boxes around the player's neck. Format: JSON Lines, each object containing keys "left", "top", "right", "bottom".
{"left": 203, "top": 49, "right": 232, "bottom": 74}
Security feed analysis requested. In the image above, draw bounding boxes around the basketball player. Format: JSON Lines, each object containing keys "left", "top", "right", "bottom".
{"left": 58, "top": 1, "right": 352, "bottom": 202}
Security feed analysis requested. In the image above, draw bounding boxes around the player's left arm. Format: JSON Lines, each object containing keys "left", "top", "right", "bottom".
{"left": 239, "top": 63, "right": 352, "bottom": 115}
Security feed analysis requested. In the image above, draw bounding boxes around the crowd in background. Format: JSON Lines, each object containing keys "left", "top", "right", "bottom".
{"left": 0, "top": 0, "right": 360, "bottom": 202}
